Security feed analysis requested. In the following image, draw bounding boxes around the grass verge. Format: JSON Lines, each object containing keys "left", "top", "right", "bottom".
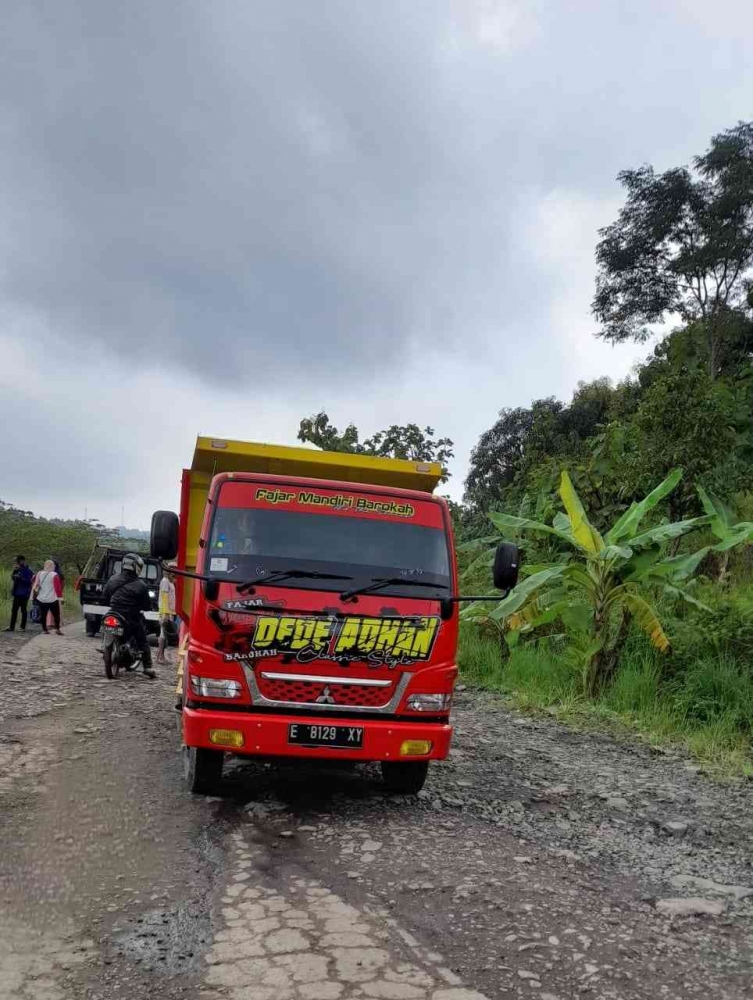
{"left": 458, "top": 624, "right": 753, "bottom": 779}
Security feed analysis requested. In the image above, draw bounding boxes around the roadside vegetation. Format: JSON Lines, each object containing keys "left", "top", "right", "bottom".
{"left": 458, "top": 622, "right": 753, "bottom": 778}
{"left": 454, "top": 121, "right": 753, "bottom": 777}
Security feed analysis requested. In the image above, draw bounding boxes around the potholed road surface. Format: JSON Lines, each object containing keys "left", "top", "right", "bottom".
{"left": 1, "top": 624, "right": 751, "bottom": 1000}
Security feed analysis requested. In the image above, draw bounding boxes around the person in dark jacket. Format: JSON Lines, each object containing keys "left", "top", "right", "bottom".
{"left": 4, "top": 555, "right": 34, "bottom": 632}
{"left": 102, "top": 553, "right": 157, "bottom": 678}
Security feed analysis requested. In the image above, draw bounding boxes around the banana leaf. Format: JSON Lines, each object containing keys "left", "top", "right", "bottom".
{"left": 595, "top": 544, "right": 633, "bottom": 562}
{"left": 553, "top": 511, "right": 574, "bottom": 535}
{"left": 713, "top": 524, "right": 753, "bottom": 551}
{"left": 621, "top": 593, "right": 671, "bottom": 653}
{"left": 488, "top": 566, "right": 566, "bottom": 621}
{"left": 606, "top": 468, "right": 683, "bottom": 543}
{"left": 658, "top": 582, "right": 712, "bottom": 612}
{"left": 628, "top": 517, "right": 706, "bottom": 550}
{"left": 561, "top": 563, "right": 597, "bottom": 592}
{"left": 489, "top": 511, "right": 579, "bottom": 548}
{"left": 649, "top": 548, "right": 709, "bottom": 581}
{"left": 561, "top": 602, "right": 592, "bottom": 634}
{"left": 506, "top": 586, "right": 571, "bottom": 630}
{"left": 620, "top": 545, "right": 664, "bottom": 581}
{"left": 559, "top": 471, "right": 604, "bottom": 553}
{"left": 696, "top": 485, "right": 727, "bottom": 539}
{"left": 457, "top": 535, "right": 500, "bottom": 553}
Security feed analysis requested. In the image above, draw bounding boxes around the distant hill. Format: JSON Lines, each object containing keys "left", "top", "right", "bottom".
{"left": 114, "top": 525, "right": 149, "bottom": 540}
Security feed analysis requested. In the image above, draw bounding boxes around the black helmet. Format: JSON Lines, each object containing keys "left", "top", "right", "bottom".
{"left": 122, "top": 552, "right": 144, "bottom": 575}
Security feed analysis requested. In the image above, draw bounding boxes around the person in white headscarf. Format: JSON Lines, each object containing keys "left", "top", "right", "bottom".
{"left": 33, "top": 560, "right": 64, "bottom": 635}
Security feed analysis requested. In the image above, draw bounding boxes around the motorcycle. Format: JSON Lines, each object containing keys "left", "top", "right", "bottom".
{"left": 101, "top": 611, "right": 143, "bottom": 679}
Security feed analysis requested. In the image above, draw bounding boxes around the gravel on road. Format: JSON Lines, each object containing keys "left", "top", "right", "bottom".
{"left": 0, "top": 626, "right": 751, "bottom": 999}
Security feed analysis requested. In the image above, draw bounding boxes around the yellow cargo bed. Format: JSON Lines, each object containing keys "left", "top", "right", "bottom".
{"left": 191, "top": 436, "right": 443, "bottom": 492}
{"left": 178, "top": 436, "right": 443, "bottom": 616}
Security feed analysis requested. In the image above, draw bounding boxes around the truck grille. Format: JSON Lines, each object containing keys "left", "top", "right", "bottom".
{"left": 257, "top": 675, "right": 396, "bottom": 708}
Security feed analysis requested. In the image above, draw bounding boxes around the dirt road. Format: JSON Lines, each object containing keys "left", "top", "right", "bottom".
{"left": 1, "top": 625, "right": 751, "bottom": 1000}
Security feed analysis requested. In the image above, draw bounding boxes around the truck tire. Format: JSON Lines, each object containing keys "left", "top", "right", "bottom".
{"left": 184, "top": 746, "right": 224, "bottom": 795}
{"left": 381, "top": 760, "right": 429, "bottom": 795}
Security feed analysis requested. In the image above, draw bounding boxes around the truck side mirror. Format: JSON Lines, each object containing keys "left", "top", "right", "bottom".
{"left": 493, "top": 542, "right": 520, "bottom": 592}
{"left": 151, "top": 510, "right": 179, "bottom": 560}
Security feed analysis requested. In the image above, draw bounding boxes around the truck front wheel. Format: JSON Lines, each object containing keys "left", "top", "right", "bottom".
{"left": 184, "top": 746, "right": 224, "bottom": 795}
{"left": 381, "top": 760, "right": 429, "bottom": 795}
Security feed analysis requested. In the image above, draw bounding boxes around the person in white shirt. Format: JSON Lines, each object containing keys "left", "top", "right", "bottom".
{"left": 156, "top": 566, "right": 177, "bottom": 665}
{"left": 32, "top": 560, "right": 64, "bottom": 635}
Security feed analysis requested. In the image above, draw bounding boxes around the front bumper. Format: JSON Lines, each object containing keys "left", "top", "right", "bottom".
{"left": 182, "top": 706, "right": 452, "bottom": 762}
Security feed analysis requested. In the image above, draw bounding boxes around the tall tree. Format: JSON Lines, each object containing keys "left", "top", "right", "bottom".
{"left": 629, "top": 367, "right": 753, "bottom": 518}
{"left": 297, "top": 411, "right": 454, "bottom": 482}
{"left": 464, "top": 385, "right": 615, "bottom": 514}
{"left": 593, "top": 121, "right": 753, "bottom": 378}
{"left": 463, "top": 406, "right": 535, "bottom": 511}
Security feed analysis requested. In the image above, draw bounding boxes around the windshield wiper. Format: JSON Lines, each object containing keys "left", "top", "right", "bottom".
{"left": 340, "top": 578, "right": 450, "bottom": 601}
{"left": 237, "top": 570, "right": 353, "bottom": 594}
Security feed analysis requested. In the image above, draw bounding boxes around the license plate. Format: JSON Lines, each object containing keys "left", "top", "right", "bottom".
{"left": 103, "top": 626, "right": 124, "bottom": 636}
{"left": 288, "top": 723, "right": 364, "bottom": 748}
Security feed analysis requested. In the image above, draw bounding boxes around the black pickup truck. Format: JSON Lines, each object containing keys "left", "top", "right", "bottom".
{"left": 78, "top": 546, "right": 163, "bottom": 638}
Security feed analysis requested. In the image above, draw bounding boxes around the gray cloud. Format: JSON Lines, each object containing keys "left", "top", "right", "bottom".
{"left": 3, "top": 0, "right": 749, "bottom": 388}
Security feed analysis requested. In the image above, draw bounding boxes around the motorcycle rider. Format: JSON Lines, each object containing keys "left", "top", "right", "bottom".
{"left": 103, "top": 553, "right": 157, "bottom": 679}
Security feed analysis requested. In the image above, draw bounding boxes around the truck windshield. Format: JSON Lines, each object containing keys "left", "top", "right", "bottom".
{"left": 207, "top": 506, "right": 451, "bottom": 598}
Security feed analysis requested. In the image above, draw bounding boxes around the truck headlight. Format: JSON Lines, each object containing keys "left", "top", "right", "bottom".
{"left": 190, "top": 676, "right": 242, "bottom": 699}
{"left": 148, "top": 590, "right": 156, "bottom": 598}
{"left": 406, "top": 693, "right": 452, "bottom": 712}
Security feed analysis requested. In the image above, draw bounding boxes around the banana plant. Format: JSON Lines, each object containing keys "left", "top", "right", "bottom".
{"left": 695, "top": 486, "right": 753, "bottom": 583}
{"left": 697, "top": 486, "right": 753, "bottom": 551}
{"left": 462, "top": 468, "right": 712, "bottom": 696}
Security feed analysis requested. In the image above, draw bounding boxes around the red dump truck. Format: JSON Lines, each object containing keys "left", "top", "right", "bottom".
{"left": 151, "top": 437, "right": 517, "bottom": 795}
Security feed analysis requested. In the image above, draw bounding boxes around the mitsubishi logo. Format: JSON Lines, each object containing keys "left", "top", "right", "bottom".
{"left": 316, "top": 685, "right": 336, "bottom": 705}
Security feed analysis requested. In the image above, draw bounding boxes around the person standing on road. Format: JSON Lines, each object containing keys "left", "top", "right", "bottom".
{"left": 34, "top": 560, "right": 64, "bottom": 635}
{"left": 156, "top": 565, "right": 177, "bottom": 665}
{"left": 4, "top": 555, "right": 34, "bottom": 632}
{"left": 52, "top": 560, "right": 65, "bottom": 629}
{"left": 103, "top": 553, "right": 157, "bottom": 679}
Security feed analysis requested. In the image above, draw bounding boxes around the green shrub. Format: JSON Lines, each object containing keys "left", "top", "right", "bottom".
{"left": 457, "top": 624, "right": 503, "bottom": 687}
{"left": 673, "top": 656, "right": 753, "bottom": 731}
{"left": 602, "top": 652, "right": 663, "bottom": 716}
{"left": 502, "top": 645, "right": 581, "bottom": 707}
{"left": 666, "top": 583, "right": 753, "bottom": 669}
{"left": 458, "top": 623, "right": 579, "bottom": 705}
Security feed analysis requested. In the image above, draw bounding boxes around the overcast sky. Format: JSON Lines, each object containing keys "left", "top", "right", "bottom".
{"left": 2, "top": 1, "right": 752, "bottom": 527}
